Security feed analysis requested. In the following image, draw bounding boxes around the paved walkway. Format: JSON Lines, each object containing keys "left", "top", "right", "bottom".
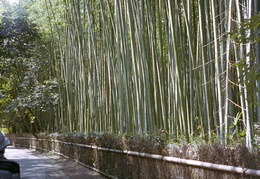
{"left": 4, "top": 146, "right": 107, "bottom": 179}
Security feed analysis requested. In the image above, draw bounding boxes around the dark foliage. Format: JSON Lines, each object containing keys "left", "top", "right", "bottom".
{"left": 0, "top": 7, "right": 39, "bottom": 58}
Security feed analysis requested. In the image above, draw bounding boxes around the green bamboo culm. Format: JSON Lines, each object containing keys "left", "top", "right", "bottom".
{"left": 23, "top": 0, "right": 260, "bottom": 149}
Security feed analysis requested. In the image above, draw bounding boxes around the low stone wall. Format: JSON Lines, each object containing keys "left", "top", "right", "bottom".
{"left": 7, "top": 134, "right": 260, "bottom": 179}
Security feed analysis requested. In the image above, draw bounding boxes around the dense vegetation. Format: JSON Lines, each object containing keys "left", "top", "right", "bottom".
{"left": 0, "top": 0, "right": 259, "bottom": 149}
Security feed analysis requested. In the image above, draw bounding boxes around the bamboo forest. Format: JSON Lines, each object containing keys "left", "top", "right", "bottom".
{"left": 0, "top": 0, "right": 259, "bottom": 150}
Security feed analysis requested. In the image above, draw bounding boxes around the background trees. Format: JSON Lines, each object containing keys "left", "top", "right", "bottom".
{"left": 1, "top": 0, "right": 259, "bottom": 149}
{"left": 0, "top": 2, "right": 59, "bottom": 135}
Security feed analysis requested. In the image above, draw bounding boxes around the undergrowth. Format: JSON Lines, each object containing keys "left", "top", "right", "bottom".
{"left": 8, "top": 131, "right": 260, "bottom": 170}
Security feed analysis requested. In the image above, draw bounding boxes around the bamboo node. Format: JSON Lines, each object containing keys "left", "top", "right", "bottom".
{"left": 242, "top": 168, "right": 248, "bottom": 176}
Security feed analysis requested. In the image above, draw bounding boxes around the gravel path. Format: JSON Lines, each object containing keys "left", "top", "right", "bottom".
{"left": 4, "top": 146, "right": 107, "bottom": 179}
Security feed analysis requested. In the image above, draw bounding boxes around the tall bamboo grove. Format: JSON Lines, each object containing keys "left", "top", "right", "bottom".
{"left": 28, "top": 0, "right": 260, "bottom": 148}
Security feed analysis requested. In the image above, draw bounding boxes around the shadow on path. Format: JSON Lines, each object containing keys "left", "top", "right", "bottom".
{"left": 4, "top": 146, "right": 107, "bottom": 179}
